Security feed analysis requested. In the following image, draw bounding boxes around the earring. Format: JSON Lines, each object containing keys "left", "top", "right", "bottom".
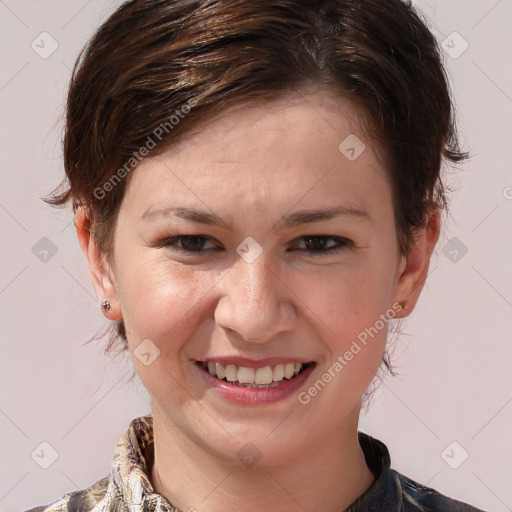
{"left": 401, "top": 303, "right": 408, "bottom": 311}
{"left": 101, "top": 300, "right": 111, "bottom": 311}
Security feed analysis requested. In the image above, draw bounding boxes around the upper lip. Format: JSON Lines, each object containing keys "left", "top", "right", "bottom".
{"left": 196, "top": 357, "right": 315, "bottom": 369}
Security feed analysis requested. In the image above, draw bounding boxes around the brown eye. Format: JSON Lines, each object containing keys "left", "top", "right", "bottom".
{"left": 160, "top": 235, "right": 218, "bottom": 253}
{"left": 292, "top": 235, "right": 352, "bottom": 255}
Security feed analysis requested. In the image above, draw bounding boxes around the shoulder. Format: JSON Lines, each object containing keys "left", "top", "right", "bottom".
{"left": 353, "top": 432, "right": 486, "bottom": 512}
{"left": 24, "top": 476, "right": 111, "bottom": 512}
{"left": 393, "top": 470, "right": 487, "bottom": 512}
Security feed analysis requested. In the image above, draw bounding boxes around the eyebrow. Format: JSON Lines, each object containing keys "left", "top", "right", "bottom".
{"left": 140, "top": 205, "right": 369, "bottom": 231}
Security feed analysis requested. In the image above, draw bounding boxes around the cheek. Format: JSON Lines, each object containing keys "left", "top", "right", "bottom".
{"left": 302, "top": 269, "right": 393, "bottom": 406}
{"left": 116, "top": 254, "right": 213, "bottom": 346}
{"left": 299, "top": 255, "right": 395, "bottom": 378}
{"left": 116, "top": 258, "right": 215, "bottom": 402}
{"left": 297, "top": 256, "right": 396, "bottom": 326}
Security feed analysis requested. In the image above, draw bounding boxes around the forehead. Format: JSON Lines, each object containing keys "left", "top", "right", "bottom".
{"left": 122, "top": 90, "right": 391, "bottom": 219}
{"left": 172, "top": 90, "right": 373, "bottom": 163}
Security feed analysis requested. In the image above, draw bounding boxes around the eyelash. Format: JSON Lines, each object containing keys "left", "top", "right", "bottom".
{"left": 157, "top": 235, "right": 353, "bottom": 256}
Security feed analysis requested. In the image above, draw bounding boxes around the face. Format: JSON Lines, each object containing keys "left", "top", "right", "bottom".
{"left": 85, "top": 90, "right": 426, "bottom": 467}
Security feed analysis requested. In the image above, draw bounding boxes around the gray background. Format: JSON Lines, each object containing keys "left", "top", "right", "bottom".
{"left": 0, "top": 1, "right": 510, "bottom": 511}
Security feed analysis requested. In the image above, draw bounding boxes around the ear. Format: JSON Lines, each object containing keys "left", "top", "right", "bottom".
{"left": 391, "top": 209, "right": 440, "bottom": 318}
{"left": 75, "top": 207, "right": 122, "bottom": 320}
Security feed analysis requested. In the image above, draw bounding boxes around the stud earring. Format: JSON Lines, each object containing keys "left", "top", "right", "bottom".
{"left": 101, "top": 300, "right": 111, "bottom": 311}
{"left": 401, "top": 303, "right": 408, "bottom": 311}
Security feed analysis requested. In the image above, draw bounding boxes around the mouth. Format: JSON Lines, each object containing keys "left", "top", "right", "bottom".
{"left": 196, "top": 360, "right": 316, "bottom": 389}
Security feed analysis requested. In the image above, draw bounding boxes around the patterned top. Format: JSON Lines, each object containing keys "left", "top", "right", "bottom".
{"left": 26, "top": 415, "right": 485, "bottom": 512}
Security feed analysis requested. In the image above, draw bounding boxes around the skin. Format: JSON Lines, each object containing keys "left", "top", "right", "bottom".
{"left": 76, "top": 89, "right": 440, "bottom": 512}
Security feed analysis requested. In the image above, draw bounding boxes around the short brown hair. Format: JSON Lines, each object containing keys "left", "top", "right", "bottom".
{"left": 46, "top": 0, "right": 467, "bottom": 355}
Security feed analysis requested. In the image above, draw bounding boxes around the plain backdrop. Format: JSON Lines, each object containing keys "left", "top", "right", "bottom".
{"left": 0, "top": 1, "right": 510, "bottom": 511}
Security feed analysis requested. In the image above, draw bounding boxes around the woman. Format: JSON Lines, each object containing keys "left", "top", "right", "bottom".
{"left": 27, "top": 0, "right": 485, "bottom": 510}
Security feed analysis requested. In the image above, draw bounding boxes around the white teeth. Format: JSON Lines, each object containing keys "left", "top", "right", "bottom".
{"left": 237, "top": 366, "right": 255, "bottom": 384}
{"left": 273, "top": 364, "right": 285, "bottom": 381}
{"left": 225, "top": 364, "right": 238, "bottom": 382}
{"left": 203, "top": 361, "right": 308, "bottom": 384}
{"left": 284, "top": 363, "right": 295, "bottom": 379}
{"left": 215, "top": 362, "right": 225, "bottom": 380}
{"left": 254, "top": 366, "right": 273, "bottom": 385}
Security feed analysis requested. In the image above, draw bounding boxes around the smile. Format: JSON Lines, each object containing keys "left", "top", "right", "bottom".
{"left": 197, "top": 361, "right": 314, "bottom": 388}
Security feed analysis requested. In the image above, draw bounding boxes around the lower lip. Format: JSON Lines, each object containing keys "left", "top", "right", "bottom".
{"left": 196, "top": 363, "right": 316, "bottom": 405}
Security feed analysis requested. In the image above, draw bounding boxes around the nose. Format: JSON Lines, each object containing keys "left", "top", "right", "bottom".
{"left": 214, "top": 253, "right": 297, "bottom": 343}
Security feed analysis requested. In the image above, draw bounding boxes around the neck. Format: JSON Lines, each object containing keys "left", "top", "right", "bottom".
{"left": 149, "top": 401, "right": 374, "bottom": 512}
